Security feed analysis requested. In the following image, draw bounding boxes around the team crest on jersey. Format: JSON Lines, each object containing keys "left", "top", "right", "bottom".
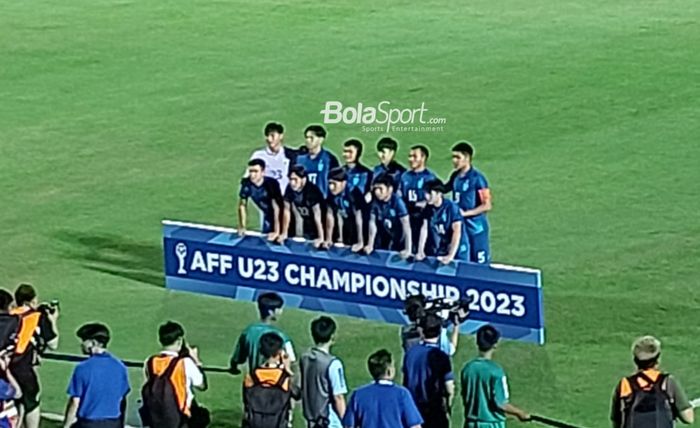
{"left": 353, "top": 176, "right": 359, "bottom": 185}
{"left": 462, "top": 181, "right": 469, "bottom": 191}
{"left": 319, "top": 161, "right": 325, "bottom": 172}
{"left": 441, "top": 211, "right": 447, "bottom": 222}
{"left": 417, "top": 178, "right": 424, "bottom": 188}
{"left": 389, "top": 208, "right": 396, "bottom": 217}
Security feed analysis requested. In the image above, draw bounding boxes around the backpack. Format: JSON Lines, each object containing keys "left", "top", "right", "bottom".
{"left": 622, "top": 372, "right": 674, "bottom": 428}
{"left": 401, "top": 324, "right": 421, "bottom": 353}
{"left": 141, "top": 356, "right": 185, "bottom": 428}
{"left": 243, "top": 367, "right": 292, "bottom": 428}
{"left": 0, "top": 314, "right": 19, "bottom": 353}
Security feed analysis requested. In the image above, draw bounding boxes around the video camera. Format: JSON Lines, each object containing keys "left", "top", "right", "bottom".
{"left": 38, "top": 299, "right": 60, "bottom": 315}
{"left": 404, "top": 294, "right": 471, "bottom": 326}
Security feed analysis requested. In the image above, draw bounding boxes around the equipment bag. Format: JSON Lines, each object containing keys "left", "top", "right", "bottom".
{"left": 141, "top": 356, "right": 185, "bottom": 428}
{"left": 622, "top": 372, "right": 674, "bottom": 428}
{"left": 243, "top": 367, "right": 292, "bottom": 428}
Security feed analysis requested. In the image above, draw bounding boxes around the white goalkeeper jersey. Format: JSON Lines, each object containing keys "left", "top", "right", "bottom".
{"left": 249, "top": 147, "right": 291, "bottom": 192}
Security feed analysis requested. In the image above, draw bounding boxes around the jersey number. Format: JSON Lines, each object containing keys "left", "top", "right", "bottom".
{"left": 408, "top": 189, "right": 418, "bottom": 202}
{"left": 308, "top": 173, "right": 318, "bottom": 184}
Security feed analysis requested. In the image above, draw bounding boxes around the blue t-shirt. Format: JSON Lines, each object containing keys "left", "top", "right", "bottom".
{"left": 398, "top": 169, "right": 437, "bottom": 217}
{"left": 370, "top": 193, "right": 409, "bottom": 248}
{"left": 428, "top": 199, "right": 470, "bottom": 260}
{"left": 402, "top": 342, "right": 454, "bottom": 408}
{"left": 343, "top": 380, "right": 423, "bottom": 428}
{"left": 345, "top": 163, "right": 373, "bottom": 195}
{"left": 448, "top": 167, "right": 490, "bottom": 235}
{"left": 373, "top": 161, "right": 406, "bottom": 190}
{"left": 239, "top": 176, "right": 283, "bottom": 228}
{"left": 328, "top": 186, "right": 367, "bottom": 221}
{"left": 67, "top": 353, "right": 130, "bottom": 421}
{"left": 296, "top": 149, "right": 340, "bottom": 197}
{"left": 327, "top": 359, "right": 348, "bottom": 428}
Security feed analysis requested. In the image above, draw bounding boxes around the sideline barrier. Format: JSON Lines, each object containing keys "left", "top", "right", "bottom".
{"left": 163, "top": 220, "right": 545, "bottom": 345}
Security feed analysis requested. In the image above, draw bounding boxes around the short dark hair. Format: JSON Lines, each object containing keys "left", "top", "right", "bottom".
{"left": 476, "top": 325, "right": 500, "bottom": 352}
{"left": 404, "top": 295, "right": 426, "bottom": 322}
{"left": 377, "top": 137, "right": 398, "bottom": 152}
{"left": 289, "top": 165, "right": 307, "bottom": 179}
{"left": 248, "top": 159, "right": 266, "bottom": 169}
{"left": 410, "top": 144, "right": 430, "bottom": 159}
{"left": 257, "top": 292, "right": 284, "bottom": 319}
{"left": 158, "top": 321, "right": 185, "bottom": 347}
{"left": 15, "top": 283, "right": 36, "bottom": 306}
{"left": 420, "top": 314, "right": 443, "bottom": 339}
{"left": 634, "top": 355, "right": 660, "bottom": 370}
{"left": 328, "top": 167, "right": 347, "bottom": 182}
{"left": 372, "top": 174, "right": 394, "bottom": 188}
{"left": 367, "top": 349, "right": 393, "bottom": 380}
{"left": 259, "top": 332, "right": 284, "bottom": 359}
{"left": 311, "top": 316, "right": 337, "bottom": 344}
{"left": 343, "top": 139, "right": 363, "bottom": 159}
{"left": 0, "top": 289, "right": 14, "bottom": 312}
{"left": 264, "top": 122, "right": 284, "bottom": 136}
{"left": 452, "top": 141, "right": 474, "bottom": 157}
{"left": 304, "top": 125, "right": 327, "bottom": 138}
{"left": 77, "top": 323, "right": 111, "bottom": 347}
{"left": 425, "top": 179, "right": 448, "bottom": 194}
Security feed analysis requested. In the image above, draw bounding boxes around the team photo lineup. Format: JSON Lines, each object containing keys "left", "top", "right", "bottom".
{"left": 3, "top": 0, "right": 699, "bottom": 427}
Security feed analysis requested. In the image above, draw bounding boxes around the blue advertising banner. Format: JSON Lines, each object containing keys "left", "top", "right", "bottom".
{"left": 163, "top": 220, "right": 545, "bottom": 344}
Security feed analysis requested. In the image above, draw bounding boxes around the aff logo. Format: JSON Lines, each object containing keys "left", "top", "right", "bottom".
{"left": 173, "top": 242, "right": 234, "bottom": 276}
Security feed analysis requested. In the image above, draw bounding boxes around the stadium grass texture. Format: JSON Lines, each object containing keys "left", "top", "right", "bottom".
{"left": 1, "top": 0, "right": 699, "bottom": 426}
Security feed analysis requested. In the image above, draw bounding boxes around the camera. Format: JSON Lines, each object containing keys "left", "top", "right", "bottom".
{"left": 404, "top": 294, "right": 471, "bottom": 325}
{"left": 38, "top": 299, "right": 60, "bottom": 315}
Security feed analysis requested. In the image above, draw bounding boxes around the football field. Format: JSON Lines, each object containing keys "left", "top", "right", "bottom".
{"left": 1, "top": 0, "right": 699, "bottom": 426}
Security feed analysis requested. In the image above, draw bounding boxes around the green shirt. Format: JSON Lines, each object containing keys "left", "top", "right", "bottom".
{"left": 231, "top": 322, "right": 294, "bottom": 372}
{"left": 461, "top": 357, "right": 509, "bottom": 428}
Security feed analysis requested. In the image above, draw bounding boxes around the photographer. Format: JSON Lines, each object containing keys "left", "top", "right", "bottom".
{"left": 402, "top": 314, "right": 455, "bottom": 428}
{"left": 141, "top": 321, "right": 208, "bottom": 428}
{"left": 0, "top": 289, "right": 22, "bottom": 428}
{"left": 400, "top": 295, "right": 461, "bottom": 357}
{"left": 9, "top": 283, "right": 59, "bottom": 428}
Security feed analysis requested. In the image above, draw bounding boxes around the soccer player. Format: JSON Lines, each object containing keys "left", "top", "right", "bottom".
{"left": 364, "top": 174, "right": 412, "bottom": 259}
{"left": 399, "top": 145, "right": 437, "bottom": 255}
{"left": 461, "top": 325, "right": 530, "bottom": 427}
{"left": 249, "top": 122, "right": 301, "bottom": 193}
{"left": 416, "top": 179, "right": 470, "bottom": 264}
{"left": 448, "top": 142, "right": 492, "bottom": 264}
{"left": 278, "top": 165, "right": 326, "bottom": 248}
{"left": 238, "top": 159, "right": 283, "bottom": 241}
{"left": 326, "top": 167, "right": 368, "bottom": 251}
{"left": 342, "top": 139, "right": 373, "bottom": 195}
{"left": 296, "top": 125, "right": 340, "bottom": 197}
{"left": 373, "top": 137, "right": 406, "bottom": 189}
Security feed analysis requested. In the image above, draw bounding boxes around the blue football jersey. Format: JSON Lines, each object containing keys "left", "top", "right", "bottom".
{"left": 296, "top": 149, "right": 340, "bottom": 198}
{"left": 428, "top": 199, "right": 469, "bottom": 260}
{"left": 372, "top": 161, "right": 406, "bottom": 190}
{"left": 345, "top": 163, "right": 373, "bottom": 194}
{"left": 239, "top": 177, "right": 282, "bottom": 225}
{"left": 399, "top": 169, "right": 437, "bottom": 216}
{"left": 371, "top": 193, "right": 409, "bottom": 245}
{"left": 448, "top": 167, "right": 491, "bottom": 235}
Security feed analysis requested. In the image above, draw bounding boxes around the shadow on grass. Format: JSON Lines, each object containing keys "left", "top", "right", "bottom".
{"left": 209, "top": 409, "right": 243, "bottom": 428}
{"left": 54, "top": 230, "right": 164, "bottom": 288}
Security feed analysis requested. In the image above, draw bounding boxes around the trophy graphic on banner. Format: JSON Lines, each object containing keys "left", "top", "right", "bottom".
{"left": 175, "top": 243, "right": 188, "bottom": 274}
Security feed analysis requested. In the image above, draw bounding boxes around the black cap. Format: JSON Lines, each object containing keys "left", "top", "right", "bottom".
{"left": 329, "top": 167, "right": 347, "bottom": 182}
{"left": 76, "top": 323, "right": 111, "bottom": 346}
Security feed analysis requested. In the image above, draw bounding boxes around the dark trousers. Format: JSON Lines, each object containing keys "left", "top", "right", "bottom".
{"left": 72, "top": 418, "right": 123, "bottom": 428}
{"left": 417, "top": 403, "right": 450, "bottom": 428}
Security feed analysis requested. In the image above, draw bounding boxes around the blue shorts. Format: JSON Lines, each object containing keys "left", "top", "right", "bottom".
{"left": 468, "top": 230, "right": 490, "bottom": 264}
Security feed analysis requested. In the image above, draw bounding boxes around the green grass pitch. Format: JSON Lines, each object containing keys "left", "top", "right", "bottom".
{"left": 1, "top": 0, "right": 699, "bottom": 426}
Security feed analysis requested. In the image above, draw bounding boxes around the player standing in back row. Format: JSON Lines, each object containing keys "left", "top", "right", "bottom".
{"left": 447, "top": 142, "right": 492, "bottom": 264}
{"left": 296, "top": 125, "right": 340, "bottom": 198}
{"left": 399, "top": 145, "right": 437, "bottom": 256}
{"left": 249, "top": 122, "right": 302, "bottom": 194}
